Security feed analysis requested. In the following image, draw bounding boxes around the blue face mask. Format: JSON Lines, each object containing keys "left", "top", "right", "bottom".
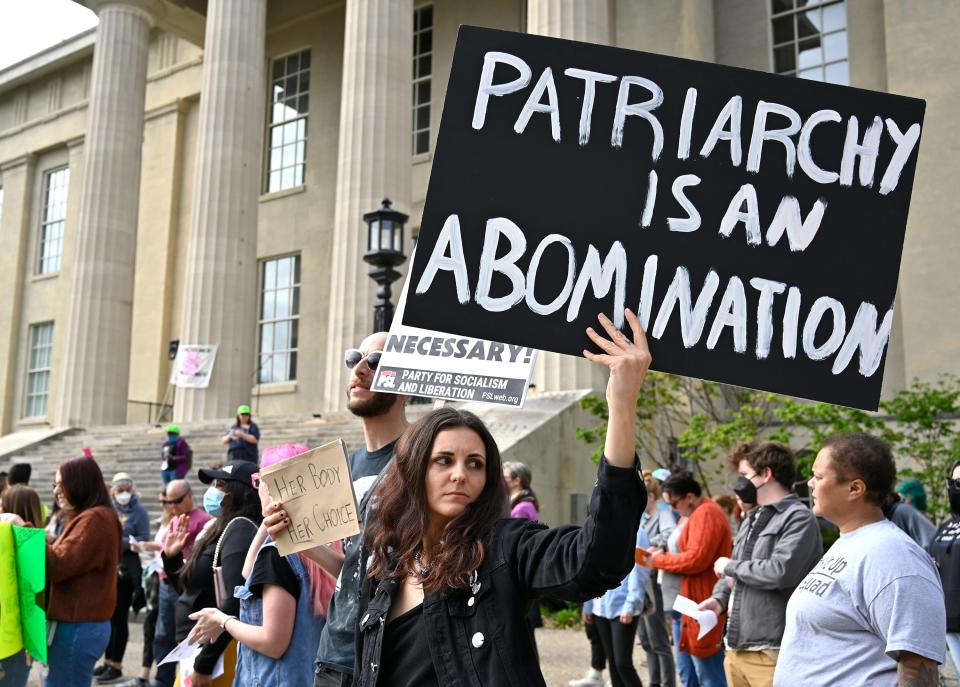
{"left": 203, "top": 486, "right": 226, "bottom": 516}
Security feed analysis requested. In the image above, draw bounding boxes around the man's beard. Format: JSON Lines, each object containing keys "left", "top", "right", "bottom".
{"left": 347, "top": 389, "right": 397, "bottom": 418}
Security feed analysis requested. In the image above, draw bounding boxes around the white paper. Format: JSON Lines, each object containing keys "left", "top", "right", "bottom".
{"left": 672, "top": 594, "right": 718, "bottom": 640}
{"left": 157, "top": 636, "right": 201, "bottom": 666}
{"left": 179, "top": 653, "right": 225, "bottom": 685}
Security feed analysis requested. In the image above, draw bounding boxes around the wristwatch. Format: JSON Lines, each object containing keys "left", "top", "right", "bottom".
{"left": 219, "top": 615, "right": 236, "bottom": 632}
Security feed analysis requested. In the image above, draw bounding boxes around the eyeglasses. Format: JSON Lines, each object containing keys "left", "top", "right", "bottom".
{"left": 344, "top": 349, "right": 382, "bottom": 371}
{"left": 160, "top": 494, "right": 187, "bottom": 505}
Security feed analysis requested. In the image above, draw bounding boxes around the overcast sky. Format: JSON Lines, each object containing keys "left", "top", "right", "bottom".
{"left": 0, "top": 0, "right": 98, "bottom": 71}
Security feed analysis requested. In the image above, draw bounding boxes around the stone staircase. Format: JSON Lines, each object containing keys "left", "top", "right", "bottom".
{"left": 0, "top": 392, "right": 599, "bottom": 527}
{"left": 0, "top": 412, "right": 395, "bottom": 522}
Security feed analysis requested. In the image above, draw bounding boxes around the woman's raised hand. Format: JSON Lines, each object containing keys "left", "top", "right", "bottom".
{"left": 584, "top": 309, "right": 652, "bottom": 466}
{"left": 164, "top": 514, "right": 191, "bottom": 557}
{"left": 584, "top": 309, "right": 652, "bottom": 410}
{"left": 263, "top": 501, "right": 291, "bottom": 540}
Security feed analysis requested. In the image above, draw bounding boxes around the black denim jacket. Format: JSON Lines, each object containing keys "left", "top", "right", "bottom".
{"left": 353, "top": 457, "right": 646, "bottom": 687}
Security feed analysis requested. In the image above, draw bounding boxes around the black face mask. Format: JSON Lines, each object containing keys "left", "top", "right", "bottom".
{"left": 734, "top": 475, "right": 758, "bottom": 505}
{"left": 949, "top": 485, "right": 960, "bottom": 515}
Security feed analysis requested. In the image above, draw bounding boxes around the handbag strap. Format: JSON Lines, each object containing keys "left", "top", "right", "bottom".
{"left": 213, "top": 516, "right": 257, "bottom": 567}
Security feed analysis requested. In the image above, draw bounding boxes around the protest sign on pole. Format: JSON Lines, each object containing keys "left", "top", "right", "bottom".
{"left": 260, "top": 440, "right": 360, "bottom": 556}
{"left": 401, "top": 26, "right": 926, "bottom": 410}
{"left": 172, "top": 345, "right": 218, "bottom": 389}
{"left": 372, "top": 269, "right": 538, "bottom": 407}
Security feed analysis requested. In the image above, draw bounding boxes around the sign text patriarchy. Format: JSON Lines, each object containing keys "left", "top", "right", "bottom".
{"left": 402, "top": 26, "right": 926, "bottom": 410}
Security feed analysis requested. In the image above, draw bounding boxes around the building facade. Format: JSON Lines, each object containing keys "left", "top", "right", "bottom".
{"left": 0, "top": 0, "right": 956, "bottom": 433}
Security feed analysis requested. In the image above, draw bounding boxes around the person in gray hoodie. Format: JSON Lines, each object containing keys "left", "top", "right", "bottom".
{"left": 698, "top": 441, "right": 821, "bottom": 687}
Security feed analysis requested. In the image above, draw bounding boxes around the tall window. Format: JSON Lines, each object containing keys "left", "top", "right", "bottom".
{"left": 25, "top": 322, "right": 53, "bottom": 418}
{"left": 258, "top": 255, "right": 300, "bottom": 384}
{"left": 771, "top": 0, "right": 848, "bottom": 85}
{"left": 38, "top": 167, "right": 69, "bottom": 274}
{"left": 412, "top": 5, "right": 433, "bottom": 155}
{"left": 266, "top": 49, "right": 310, "bottom": 193}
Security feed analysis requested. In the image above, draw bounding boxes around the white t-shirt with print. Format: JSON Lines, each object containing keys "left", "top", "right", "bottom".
{"left": 774, "top": 519, "right": 945, "bottom": 687}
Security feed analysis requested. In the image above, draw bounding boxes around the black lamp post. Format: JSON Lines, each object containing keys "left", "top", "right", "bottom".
{"left": 363, "top": 198, "right": 408, "bottom": 332}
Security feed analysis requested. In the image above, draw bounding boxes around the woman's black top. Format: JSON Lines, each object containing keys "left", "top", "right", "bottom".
{"left": 161, "top": 517, "right": 258, "bottom": 674}
{"left": 249, "top": 544, "right": 299, "bottom": 599}
{"left": 378, "top": 604, "right": 439, "bottom": 687}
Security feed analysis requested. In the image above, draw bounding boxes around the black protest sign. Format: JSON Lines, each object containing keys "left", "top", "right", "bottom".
{"left": 402, "top": 26, "right": 925, "bottom": 410}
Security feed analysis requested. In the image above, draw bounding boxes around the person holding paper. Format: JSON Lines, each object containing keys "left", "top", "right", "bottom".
{"left": 262, "top": 330, "right": 409, "bottom": 687}
{"left": 774, "top": 434, "right": 945, "bottom": 687}
{"left": 188, "top": 444, "right": 339, "bottom": 687}
{"left": 44, "top": 456, "right": 122, "bottom": 687}
{"left": 582, "top": 525, "right": 652, "bottom": 687}
{"left": 351, "top": 310, "right": 650, "bottom": 687}
{"left": 697, "top": 441, "right": 821, "bottom": 687}
{"left": 161, "top": 462, "right": 261, "bottom": 687}
{"left": 650, "top": 472, "right": 732, "bottom": 687}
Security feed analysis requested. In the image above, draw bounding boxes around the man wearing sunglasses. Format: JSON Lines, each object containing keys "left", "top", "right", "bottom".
{"left": 265, "top": 331, "right": 408, "bottom": 687}
{"left": 151, "top": 480, "right": 211, "bottom": 687}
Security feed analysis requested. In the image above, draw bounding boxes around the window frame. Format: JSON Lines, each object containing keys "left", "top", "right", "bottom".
{"left": 37, "top": 166, "right": 70, "bottom": 275}
{"left": 769, "top": 0, "right": 849, "bottom": 85}
{"left": 264, "top": 48, "right": 311, "bottom": 194}
{"left": 257, "top": 254, "right": 301, "bottom": 385}
{"left": 24, "top": 321, "right": 54, "bottom": 419}
{"left": 412, "top": 4, "right": 434, "bottom": 156}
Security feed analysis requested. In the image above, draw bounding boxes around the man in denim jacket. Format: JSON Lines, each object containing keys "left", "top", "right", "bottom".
{"left": 699, "top": 441, "right": 822, "bottom": 687}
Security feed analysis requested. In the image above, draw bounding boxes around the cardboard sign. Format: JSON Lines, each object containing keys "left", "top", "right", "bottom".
{"left": 402, "top": 26, "right": 926, "bottom": 410}
{"left": 171, "top": 345, "right": 218, "bottom": 389}
{"left": 372, "top": 270, "right": 538, "bottom": 406}
{"left": 260, "top": 440, "right": 360, "bottom": 555}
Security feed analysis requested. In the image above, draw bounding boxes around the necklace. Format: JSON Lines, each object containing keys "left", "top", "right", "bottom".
{"left": 407, "top": 549, "right": 432, "bottom": 578}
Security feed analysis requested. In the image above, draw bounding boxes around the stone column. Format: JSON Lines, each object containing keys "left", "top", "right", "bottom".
{"left": 0, "top": 155, "right": 36, "bottom": 433}
{"left": 527, "top": 0, "right": 612, "bottom": 394}
{"left": 174, "top": 0, "right": 266, "bottom": 422}
{"left": 322, "top": 0, "right": 412, "bottom": 409}
{"left": 55, "top": 1, "right": 156, "bottom": 428}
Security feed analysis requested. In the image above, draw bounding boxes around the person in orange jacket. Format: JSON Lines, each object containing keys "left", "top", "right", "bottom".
{"left": 650, "top": 471, "right": 732, "bottom": 687}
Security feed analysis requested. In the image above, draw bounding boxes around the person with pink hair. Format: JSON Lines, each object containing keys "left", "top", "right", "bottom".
{"left": 188, "top": 444, "right": 341, "bottom": 687}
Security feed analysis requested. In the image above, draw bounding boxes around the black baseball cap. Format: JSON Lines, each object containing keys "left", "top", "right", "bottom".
{"left": 198, "top": 460, "right": 258, "bottom": 487}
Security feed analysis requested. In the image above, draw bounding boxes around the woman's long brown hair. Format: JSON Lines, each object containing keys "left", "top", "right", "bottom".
{"left": 366, "top": 408, "right": 508, "bottom": 593}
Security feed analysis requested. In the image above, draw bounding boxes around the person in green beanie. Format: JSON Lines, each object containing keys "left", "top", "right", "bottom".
{"left": 161, "top": 423, "right": 191, "bottom": 483}
{"left": 222, "top": 404, "right": 260, "bottom": 462}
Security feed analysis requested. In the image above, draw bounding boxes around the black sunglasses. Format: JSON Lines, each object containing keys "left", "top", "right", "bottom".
{"left": 344, "top": 349, "right": 382, "bottom": 371}
{"left": 160, "top": 494, "right": 188, "bottom": 505}
{"left": 948, "top": 478, "right": 960, "bottom": 490}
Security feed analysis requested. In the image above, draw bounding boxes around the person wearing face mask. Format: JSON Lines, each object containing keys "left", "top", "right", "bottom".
{"left": 161, "top": 462, "right": 261, "bottom": 687}
{"left": 697, "top": 442, "right": 822, "bottom": 687}
{"left": 929, "top": 460, "right": 960, "bottom": 676}
{"left": 95, "top": 473, "right": 152, "bottom": 683}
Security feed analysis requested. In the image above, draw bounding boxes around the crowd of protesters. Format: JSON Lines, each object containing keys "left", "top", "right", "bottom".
{"left": 0, "top": 317, "right": 957, "bottom": 687}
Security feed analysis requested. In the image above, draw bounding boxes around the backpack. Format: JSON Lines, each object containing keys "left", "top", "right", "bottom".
{"left": 182, "top": 439, "right": 193, "bottom": 472}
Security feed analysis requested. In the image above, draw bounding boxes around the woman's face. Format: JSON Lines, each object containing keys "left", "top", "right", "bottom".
{"left": 808, "top": 448, "right": 849, "bottom": 520}
{"left": 53, "top": 470, "right": 70, "bottom": 510}
{"left": 502, "top": 469, "right": 518, "bottom": 491}
{"left": 425, "top": 427, "right": 488, "bottom": 524}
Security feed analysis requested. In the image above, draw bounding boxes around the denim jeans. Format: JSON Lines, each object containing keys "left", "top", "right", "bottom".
{"left": 672, "top": 611, "right": 700, "bottom": 687}
{"left": 152, "top": 580, "right": 178, "bottom": 687}
{"left": 46, "top": 620, "right": 111, "bottom": 687}
{"left": 689, "top": 650, "right": 727, "bottom": 687}
{"left": 160, "top": 469, "right": 177, "bottom": 484}
{"left": 947, "top": 633, "right": 960, "bottom": 678}
{"left": 0, "top": 650, "right": 30, "bottom": 687}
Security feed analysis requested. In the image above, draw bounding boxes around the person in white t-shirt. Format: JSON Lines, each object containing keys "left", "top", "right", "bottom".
{"left": 774, "top": 433, "right": 945, "bottom": 687}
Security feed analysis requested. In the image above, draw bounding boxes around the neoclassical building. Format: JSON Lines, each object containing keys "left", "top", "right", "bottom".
{"left": 0, "top": 0, "right": 956, "bottom": 434}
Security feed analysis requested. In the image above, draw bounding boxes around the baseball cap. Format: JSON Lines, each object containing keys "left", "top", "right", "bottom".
{"left": 112, "top": 472, "right": 134, "bottom": 486}
{"left": 198, "top": 461, "right": 258, "bottom": 487}
{"left": 166, "top": 424, "right": 180, "bottom": 435}
{"left": 237, "top": 404, "right": 252, "bottom": 415}
{"left": 651, "top": 468, "right": 671, "bottom": 483}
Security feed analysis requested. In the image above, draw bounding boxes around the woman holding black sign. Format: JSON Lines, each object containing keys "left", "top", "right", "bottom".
{"left": 351, "top": 310, "right": 650, "bottom": 687}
